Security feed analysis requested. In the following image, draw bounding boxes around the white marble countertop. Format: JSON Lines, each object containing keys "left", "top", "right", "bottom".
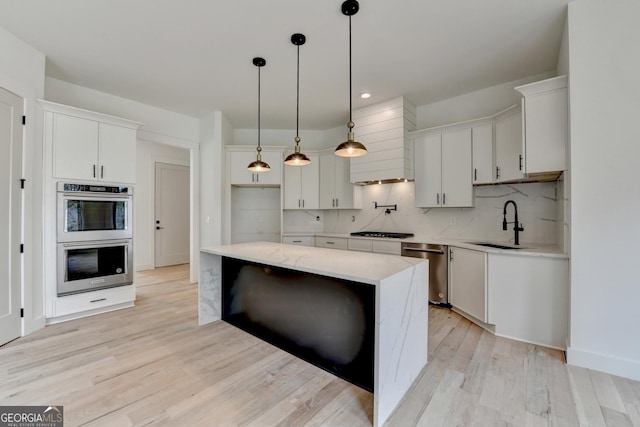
{"left": 201, "top": 242, "right": 426, "bottom": 285}
{"left": 290, "top": 232, "right": 569, "bottom": 259}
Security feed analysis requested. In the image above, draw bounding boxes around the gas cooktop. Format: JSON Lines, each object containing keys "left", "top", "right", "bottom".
{"left": 350, "top": 231, "right": 414, "bottom": 239}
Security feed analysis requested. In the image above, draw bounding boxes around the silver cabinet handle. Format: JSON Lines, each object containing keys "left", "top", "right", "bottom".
{"left": 302, "top": 199, "right": 305, "bottom": 208}
{"left": 101, "top": 165, "right": 104, "bottom": 179}
{"left": 474, "top": 168, "right": 477, "bottom": 181}
{"left": 336, "top": 198, "right": 339, "bottom": 208}
{"left": 436, "top": 193, "right": 440, "bottom": 205}
{"left": 90, "top": 298, "right": 107, "bottom": 303}
{"left": 519, "top": 154, "right": 523, "bottom": 171}
{"left": 256, "top": 173, "right": 259, "bottom": 183}
{"left": 443, "top": 193, "right": 446, "bottom": 205}
{"left": 450, "top": 249, "right": 454, "bottom": 261}
{"left": 251, "top": 173, "right": 254, "bottom": 183}
{"left": 298, "top": 199, "right": 301, "bottom": 208}
{"left": 496, "top": 166, "right": 500, "bottom": 180}
{"left": 93, "top": 164, "right": 96, "bottom": 178}
{"left": 292, "top": 240, "right": 302, "bottom": 243}
{"left": 327, "top": 241, "right": 335, "bottom": 245}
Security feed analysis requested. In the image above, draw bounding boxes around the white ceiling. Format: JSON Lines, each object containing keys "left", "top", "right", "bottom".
{"left": 0, "top": 0, "right": 569, "bottom": 130}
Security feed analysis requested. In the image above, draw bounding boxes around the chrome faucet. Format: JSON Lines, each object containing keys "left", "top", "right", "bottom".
{"left": 502, "top": 200, "right": 524, "bottom": 245}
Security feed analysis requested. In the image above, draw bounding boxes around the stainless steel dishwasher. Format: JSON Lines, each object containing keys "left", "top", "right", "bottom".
{"left": 401, "top": 242, "right": 450, "bottom": 308}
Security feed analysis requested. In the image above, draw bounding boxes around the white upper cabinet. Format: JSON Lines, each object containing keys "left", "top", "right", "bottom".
{"left": 414, "top": 128, "right": 473, "bottom": 208}
{"left": 515, "top": 75, "right": 568, "bottom": 175}
{"left": 319, "top": 149, "right": 361, "bottom": 209}
{"left": 228, "top": 148, "right": 282, "bottom": 186}
{"left": 494, "top": 105, "right": 523, "bottom": 183}
{"left": 472, "top": 123, "right": 494, "bottom": 185}
{"left": 42, "top": 101, "right": 142, "bottom": 184}
{"left": 99, "top": 123, "right": 137, "bottom": 184}
{"left": 284, "top": 153, "right": 319, "bottom": 209}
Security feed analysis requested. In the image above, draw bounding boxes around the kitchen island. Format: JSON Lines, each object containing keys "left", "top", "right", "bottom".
{"left": 199, "top": 242, "right": 428, "bottom": 427}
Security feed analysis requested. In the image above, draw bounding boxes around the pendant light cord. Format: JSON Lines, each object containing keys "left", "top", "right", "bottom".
{"left": 258, "top": 65, "right": 261, "bottom": 149}
{"left": 349, "top": 14, "right": 353, "bottom": 124}
{"left": 296, "top": 43, "right": 300, "bottom": 141}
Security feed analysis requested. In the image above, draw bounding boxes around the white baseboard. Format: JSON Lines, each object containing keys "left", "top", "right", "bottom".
{"left": 566, "top": 346, "right": 640, "bottom": 381}
{"left": 135, "top": 263, "right": 155, "bottom": 272}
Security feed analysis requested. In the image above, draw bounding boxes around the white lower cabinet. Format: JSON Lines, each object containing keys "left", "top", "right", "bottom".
{"left": 315, "top": 236, "right": 348, "bottom": 250}
{"left": 449, "top": 247, "right": 487, "bottom": 323}
{"left": 449, "top": 245, "right": 569, "bottom": 349}
{"left": 51, "top": 285, "right": 136, "bottom": 322}
{"left": 487, "top": 254, "right": 569, "bottom": 349}
{"left": 282, "top": 235, "right": 314, "bottom": 247}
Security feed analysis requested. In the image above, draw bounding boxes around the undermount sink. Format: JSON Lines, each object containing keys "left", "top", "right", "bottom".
{"left": 466, "top": 242, "right": 524, "bottom": 250}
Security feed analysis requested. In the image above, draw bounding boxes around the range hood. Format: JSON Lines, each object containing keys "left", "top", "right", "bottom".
{"left": 350, "top": 96, "right": 416, "bottom": 184}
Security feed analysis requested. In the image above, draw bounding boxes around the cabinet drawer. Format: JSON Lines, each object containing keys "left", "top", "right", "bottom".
{"left": 372, "top": 240, "right": 401, "bottom": 255}
{"left": 315, "top": 237, "right": 348, "bottom": 250}
{"left": 54, "top": 285, "right": 135, "bottom": 317}
{"left": 283, "top": 236, "right": 314, "bottom": 247}
{"left": 348, "top": 239, "right": 373, "bottom": 252}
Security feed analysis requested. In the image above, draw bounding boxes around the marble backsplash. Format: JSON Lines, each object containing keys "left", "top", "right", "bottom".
{"left": 284, "top": 181, "right": 563, "bottom": 247}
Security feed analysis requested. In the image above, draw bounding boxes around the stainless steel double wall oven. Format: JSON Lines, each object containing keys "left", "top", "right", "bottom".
{"left": 57, "top": 183, "right": 133, "bottom": 296}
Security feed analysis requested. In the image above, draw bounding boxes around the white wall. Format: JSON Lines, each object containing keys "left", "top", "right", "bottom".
{"left": 135, "top": 140, "right": 190, "bottom": 271}
{"left": 416, "top": 72, "right": 555, "bottom": 129}
{"left": 0, "top": 25, "right": 46, "bottom": 335}
{"left": 232, "top": 128, "right": 328, "bottom": 151}
{"left": 566, "top": 0, "right": 640, "bottom": 380}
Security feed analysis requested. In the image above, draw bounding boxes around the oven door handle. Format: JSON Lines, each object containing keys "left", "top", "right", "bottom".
{"left": 62, "top": 239, "right": 131, "bottom": 248}
{"left": 403, "top": 247, "right": 445, "bottom": 255}
{"left": 61, "top": 192, "right": 131, "bottom": 199}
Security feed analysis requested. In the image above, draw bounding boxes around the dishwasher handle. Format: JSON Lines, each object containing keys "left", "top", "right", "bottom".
{"left": 403, "top": 247, "right": 445, "bottom": 255}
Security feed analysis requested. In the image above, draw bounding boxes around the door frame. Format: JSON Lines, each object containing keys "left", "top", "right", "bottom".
{"left": 148, "top": 156, "right": 190, "bottom": 271}
{"left": 0, "top": 86, "right": 23, "bottom": 345}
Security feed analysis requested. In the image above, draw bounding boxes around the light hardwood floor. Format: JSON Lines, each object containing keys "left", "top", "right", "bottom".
{"left": 1, "top": 265, "right": 639, "bottom": 426}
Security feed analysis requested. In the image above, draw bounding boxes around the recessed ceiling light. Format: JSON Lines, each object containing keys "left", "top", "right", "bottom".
{"left": 360, "top": 93, "right": 371, "bottom": 99}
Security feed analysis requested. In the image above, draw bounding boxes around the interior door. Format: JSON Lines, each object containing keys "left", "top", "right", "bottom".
{"left": 0, "top": 87, "right": 23, "bottom": 345}
{"left": 155, "top": 162, "right": 190, "bottom": 267}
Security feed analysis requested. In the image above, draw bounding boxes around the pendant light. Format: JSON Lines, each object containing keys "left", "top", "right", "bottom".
{"left": 284, "top": 33, "right": 311, "bottom": 166}
{"left": 248, "top": 57, "right": 271, "bottom": 172}
{"left": 335, "top": 0, "right": 367, "bottom": 158}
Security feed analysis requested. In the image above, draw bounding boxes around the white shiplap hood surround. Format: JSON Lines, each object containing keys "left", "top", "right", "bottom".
{"left": 350, "top": 97, "right": 416, "bottom": 184}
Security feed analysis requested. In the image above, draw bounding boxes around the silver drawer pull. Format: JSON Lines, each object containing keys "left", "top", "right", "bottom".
{"left": 90, "top": 298, "right": 106, "bottom": 303}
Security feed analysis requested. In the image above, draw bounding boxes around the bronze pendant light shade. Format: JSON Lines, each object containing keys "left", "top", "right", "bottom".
{"left": 284, "top": 33, "right": 311, "bottom": 166}
{"left": 335, "top": 0, "right": 367, "bottom": 158}
{"left": 248, "top": 57, "right": 271, "bottom": 172}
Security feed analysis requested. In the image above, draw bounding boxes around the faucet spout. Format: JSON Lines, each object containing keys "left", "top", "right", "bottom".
{"left": 502, "top": 200, "right": 524, "bottom": 245}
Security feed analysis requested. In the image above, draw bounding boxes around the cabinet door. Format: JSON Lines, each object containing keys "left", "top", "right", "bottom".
{"left": 441, "top": 129, "right": 472, "bottom": 207}
{"left": 472, "top": 124, "right": 494, "bottom": 184}
{"left": 53, "top": 113, "right": 99, "bottom": 181}
{"left": 495, "top": 111, "right": 523, "bottom": 182}
{"left": 299, "top": 154, "right": 319, "bottom": 209}
{"left": 99, "top": 123, "right": 137, "bottom": 183}
{"left": 523, "top": 88, "right": 567, "bottom": 174}
{"left": 229, "top": 150, "right": 282, "bottom": 186}
{"left": 283, "top": 164, "right": 302, "bottom": 209}
{"left": 319, "top": 153, "right": 336, "bottom": 209}
{"left": 449, "top": 247, "right": 487, "bottom": 322}
{"left": 334, "top": 155, "right": 353, "bottom": 209}
{"left": 414, "top": 133, "right": 442, "bottom": 207}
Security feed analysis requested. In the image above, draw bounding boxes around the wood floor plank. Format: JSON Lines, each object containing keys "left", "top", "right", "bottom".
{"left": 2, "top": 264, "right": 640, "bottom": 427}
